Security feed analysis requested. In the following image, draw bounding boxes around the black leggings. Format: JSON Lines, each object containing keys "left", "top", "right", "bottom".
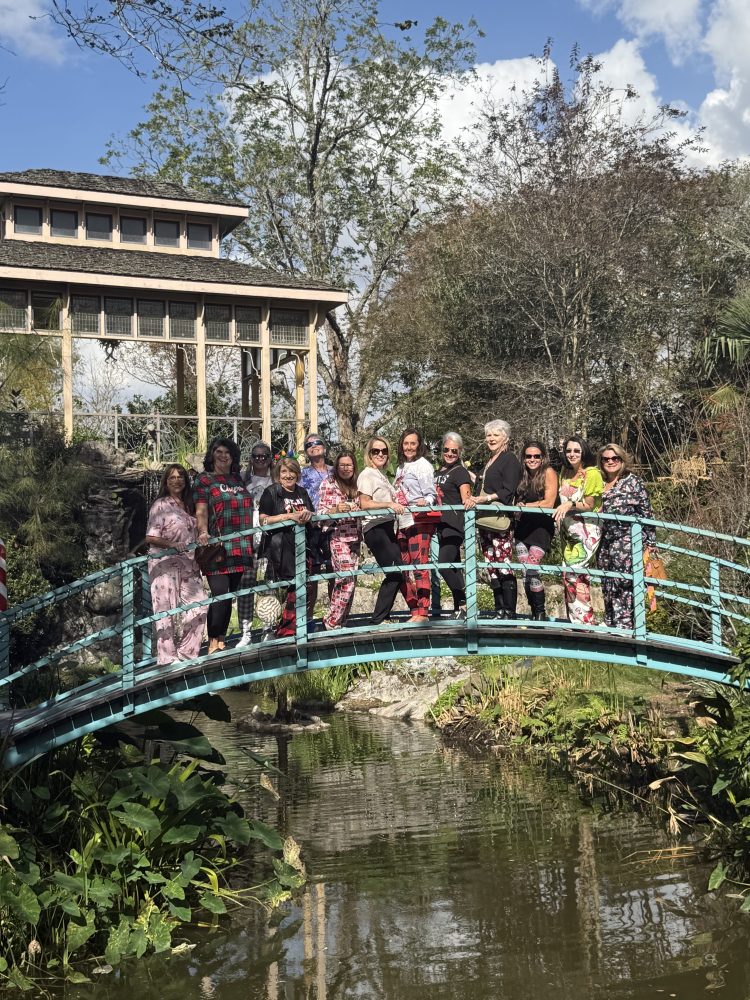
{"left": 438, "top": 532, "right": 466, "bottom": 609}
{"left": 206, "top": 571, "right": 242, "bottom": 638}
{"left": 364, "top": 522, "right": 406, "bottom": 625}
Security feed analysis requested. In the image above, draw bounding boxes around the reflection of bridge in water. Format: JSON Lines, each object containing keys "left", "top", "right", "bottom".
{"left": 1, "top": 507, "right": 746, "bottom": 766}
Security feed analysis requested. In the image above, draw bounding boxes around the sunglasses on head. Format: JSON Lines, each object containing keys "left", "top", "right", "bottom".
{"left": 370, "top": 447, "right": 388, "bottom": 456}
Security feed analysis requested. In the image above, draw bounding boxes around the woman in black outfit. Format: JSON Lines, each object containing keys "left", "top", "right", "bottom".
{"left": 515, "top": 441, "right": 557, "bottom": 620}
{"left": 434, "top": 432, "right": 473, "bottom": 620}
{"left": 464, "top": 419, "right": 522, "bottom": 619}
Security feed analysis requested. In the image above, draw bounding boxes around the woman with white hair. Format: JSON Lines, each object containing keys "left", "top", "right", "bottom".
{"left": 434, "top": 432, "right": 473, "bottom": 619}
{"left": 465, "top": 419, "right": 522, "bottom": 619}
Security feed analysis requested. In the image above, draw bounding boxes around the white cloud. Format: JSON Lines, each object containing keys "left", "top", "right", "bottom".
{"left": 697, "top": 0, "right": 750, "bottom": 161}
{"left": 437, "top": 57, "right": 545, "bottom": 143}
{"left": 579, "top": 0, "right": 704, "bottom": 63}
{"left": 0, "top": 0, "right": 66, "bottom": 64}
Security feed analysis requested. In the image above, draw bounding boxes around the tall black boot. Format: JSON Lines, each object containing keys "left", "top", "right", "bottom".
{"left": 526, "top": 580, "right": 547, "bottom": 621}
{"left": 491, "top": 581, "right": 505, "bottom": 619}
{"left": 500, "top": 576, "right": 517, "bottom": 619}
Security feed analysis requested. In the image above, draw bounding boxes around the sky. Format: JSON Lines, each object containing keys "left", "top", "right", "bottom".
{"left": 1, "top": 0, "right": 750, "bottom": 172}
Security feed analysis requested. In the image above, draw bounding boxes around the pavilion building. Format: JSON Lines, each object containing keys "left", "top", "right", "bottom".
{"left": 0, "top": 169, "right": 347, "bottom": 453}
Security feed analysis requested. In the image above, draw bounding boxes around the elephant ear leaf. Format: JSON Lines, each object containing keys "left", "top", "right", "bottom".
{"left": 0, "top": 827, "right": 20, "bottom": 860}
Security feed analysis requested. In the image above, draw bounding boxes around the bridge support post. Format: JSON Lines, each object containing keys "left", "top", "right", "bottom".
{"left": 121, "top": 564, "right": 135, "bottom": 713}
{"left": 294, "top": 523, "right": 308, "bottom": 669}
{"left": 464, "top": 508, "right": 478, "bottom": 654}
{"left": 630, "top": 522, "right": 647, "bottom": 644}
{"left": 710, "top": 560, "right": 723, "bottom": 648}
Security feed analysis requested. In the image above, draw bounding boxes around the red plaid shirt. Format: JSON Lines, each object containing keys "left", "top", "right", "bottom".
{"left": 194, "top": 472, "right": 254, "bottom": 574}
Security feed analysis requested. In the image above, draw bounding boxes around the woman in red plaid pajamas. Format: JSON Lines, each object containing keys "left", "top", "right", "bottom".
{"left": 317, "top": 451, "right": 361, "bottom": 630}
{"left": 395, "top": 429, "right": 438, "bottom": 625}
{"left": 194, "top": 438, "right": 255, "bottom": 654}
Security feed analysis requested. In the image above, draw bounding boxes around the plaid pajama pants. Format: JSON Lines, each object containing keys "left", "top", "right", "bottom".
{"left": 324, "top": 535, "right": 361, "bottom": 629}
{"left": 397, "top": 524, "right": 434, "bottom": 617}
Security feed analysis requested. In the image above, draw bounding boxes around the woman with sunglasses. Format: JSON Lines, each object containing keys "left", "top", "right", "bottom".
{"left": 596, "top": 443, "right": 656, "bottom": 629}
{"left": 394, "top": 428, "right": 438, "bottom": 624}
{"left": 464, "top": 419, "right": 522, "bottom": 619}
{"left": 515, "top": 442, "right": 557, "bottom": 621}
{"left": 553, "top": 435, "right": 603, "bottom": 624}
{"left": 357, "top": 437, "right": 411, "bottom": 625}
{"left": 300, "top": 432, "right": 334, "bottom": 615}
{"left": 434, "top": 432, "right": 473, "bottom": 619}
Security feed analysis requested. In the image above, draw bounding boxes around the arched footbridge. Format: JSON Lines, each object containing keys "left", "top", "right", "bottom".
{"left": 1, "top": 508, "right": 747, "bottom": 767}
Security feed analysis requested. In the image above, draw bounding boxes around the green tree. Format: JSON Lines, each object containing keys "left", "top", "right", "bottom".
{"left": 89, "top": 0, "right": 476, "bottom": 444}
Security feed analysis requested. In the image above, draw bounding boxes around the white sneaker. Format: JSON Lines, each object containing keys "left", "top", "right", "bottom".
{"left": 236, "top": 620, "right": 253, "bottom": 648}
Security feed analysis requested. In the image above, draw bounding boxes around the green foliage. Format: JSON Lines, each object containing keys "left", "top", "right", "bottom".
{"left": 0, "top": 715, "right": 303, "bottom": 988}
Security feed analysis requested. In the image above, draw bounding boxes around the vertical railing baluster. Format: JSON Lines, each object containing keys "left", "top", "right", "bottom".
{"left": 465, "top": 507, "right": 478, "bottom": 653}
{"left": 121, "top": 564, "right": 135, "bottom": 712}
{"left": 140, "top": 561, "right": 153, "bottom": 662}
{"left": 294, "top": 521, "right": 308, "bottom": 669}
{"left": 630, "top": 521, "right": 647, "bottom": 640}
{"left": 710, "top": 559, "right": 722, "bottom": 648}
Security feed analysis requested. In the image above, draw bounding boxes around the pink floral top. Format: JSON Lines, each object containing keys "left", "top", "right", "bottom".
{"left": 317, "top": 476, "right": 361, "bottom": 543}
{"left": 146, "top": 496, "right": 199, "bottom": 568}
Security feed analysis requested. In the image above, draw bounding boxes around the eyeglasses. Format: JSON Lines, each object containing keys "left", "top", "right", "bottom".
{"left": 443, "top": 447, "right": 459, "bottom": 454}
{"left": 252, "top": 453, "right": 270, "bottom": 461}
{"left": 370, "top": 447, "right": 388, "bottom": 456}
{"left": 524, "top": 453, "right": 542, "bottom": 460}
{"left": 601, "top": 455, "right": 622, "bottom": 464}
{"left": 305, "top": 439, "right": 325, "bottom": 449}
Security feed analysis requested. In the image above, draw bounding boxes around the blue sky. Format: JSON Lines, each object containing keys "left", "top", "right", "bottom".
{"left": 0, "top": 0, "right": 747, "bottom": 172}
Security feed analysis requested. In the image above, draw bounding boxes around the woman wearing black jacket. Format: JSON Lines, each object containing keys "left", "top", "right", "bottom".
{"left": 464, "top": 419, "right": 522, "bottom": 619}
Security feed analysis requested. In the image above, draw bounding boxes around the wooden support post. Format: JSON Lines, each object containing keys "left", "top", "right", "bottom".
{"left": 240, "top": 348, "right": 250, "bottom": 418}
{"left": 295, "top": 353, "right": 306, "bottom": 455}
{"left": 308, "top": 306, "right": 319, "bottom": 434}
{"left": 251, "top": 369, "right": 261, "bottom": 421}
{"left": 196, "top": 296, "right": 207, "bottom": 453}
{"left": 61, "top": 290, "right": 73, "bottom": 444}
{"left": 261, "top": 301, "right": 272, "bottom": 445}
{"left": 176, "top": 345, "right": 185, "bottom": 415}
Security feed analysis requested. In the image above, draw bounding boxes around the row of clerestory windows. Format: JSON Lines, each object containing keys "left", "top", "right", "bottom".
{"left": 0, "top": 289, "right": 308, "bottom": 346}
{"left": 12, "top": 205, "right": 214, "bottom": 250}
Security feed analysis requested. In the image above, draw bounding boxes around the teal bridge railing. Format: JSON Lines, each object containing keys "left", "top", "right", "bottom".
{"left": 1, "top": 506, "right": 747, "bottom": 766}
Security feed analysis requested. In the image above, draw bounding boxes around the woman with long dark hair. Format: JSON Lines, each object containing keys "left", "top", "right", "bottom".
{"left": 434, "top": 432, "right": 473, "bottom": 619}
{"left": 145, "top": 464, "right": 206, "bottom": 664}
{"left": 515, "top": 441, "right": 557, "bottom": 621}
{"left": 194, "top": 437, "right": 256, "bottom": 653}
{"left": 394, "top": 428, "right": 438, "bottom": 624}
{"left": 317, "top": 450, "right": 362, "bottom": 630}
{"left": 552, "top": 435, "right": 603, "bottom": 624}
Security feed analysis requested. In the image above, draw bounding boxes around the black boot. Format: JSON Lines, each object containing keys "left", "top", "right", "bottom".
{"left": 491, "top": 582, "right": 506, "bottom": 619}
{"left": 525, "top": 580, "right": 548, "bottom": 621}
{"left": 500, "top": 577, "right": 517, "bottom": 620}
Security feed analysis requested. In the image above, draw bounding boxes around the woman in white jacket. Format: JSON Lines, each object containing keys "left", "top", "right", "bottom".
{"left": 394, "top": 428, "right": 438, "bottom": 624}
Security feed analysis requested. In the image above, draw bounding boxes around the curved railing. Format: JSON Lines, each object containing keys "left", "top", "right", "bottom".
{"left": 0, "top": 506, "right": 747, "bottom": 761}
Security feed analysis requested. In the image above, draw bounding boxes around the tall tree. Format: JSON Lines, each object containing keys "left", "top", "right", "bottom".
{"left": 385, "top": 52, "right": 735, "bottom": 454}
{"left": 67, "top": 0, "right": 477, "bottom": 444}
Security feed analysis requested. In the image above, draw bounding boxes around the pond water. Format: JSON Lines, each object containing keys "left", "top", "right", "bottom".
{"left": 78, "top": 692, "right": 750, "bottom": 1000}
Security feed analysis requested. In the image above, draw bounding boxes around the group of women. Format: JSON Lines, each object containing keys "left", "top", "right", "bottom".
{"left": 143, "top": 422, "right": 656, "bottom": 665}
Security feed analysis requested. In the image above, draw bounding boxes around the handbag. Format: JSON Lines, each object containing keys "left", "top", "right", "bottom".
{"left": 644, "top": 550, "right": 667, "bottom": 612}
{"left": 477, "top": 506, "right": 512, "bottom": 533}
{"left": 195, "top": 542, "right": 227, "bottom": 575}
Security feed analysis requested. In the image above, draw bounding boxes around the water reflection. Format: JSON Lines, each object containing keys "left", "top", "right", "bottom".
{"left": 72, "top": 694, "right": 750, "bottom": 1000}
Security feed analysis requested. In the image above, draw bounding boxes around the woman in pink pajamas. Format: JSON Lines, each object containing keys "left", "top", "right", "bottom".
{"left": 317, "top": 452, "right": 361, "bottom": 630}
{"left": 145, "top": 465, "right": 207, "bottom": 664}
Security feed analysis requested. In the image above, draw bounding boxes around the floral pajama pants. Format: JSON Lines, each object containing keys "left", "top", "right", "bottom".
{"left": 325, "top": 536, "right": 361, "bottom": 629}
{"left": 150, "top": 556, "right": 207, "bottom": 665}
{"left": 562, "top": 570, "right": 595, "bottom": 625}
{"left": 597, "top": 536, "right": 635, "bottom": 629}
{"left": 398, "top": 525, "right": 435, "bottom": 617}
{"left": 480, "top": 529, "right": 514, "bottom": 580}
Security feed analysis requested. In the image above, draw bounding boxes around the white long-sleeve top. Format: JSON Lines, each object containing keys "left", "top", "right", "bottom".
{"left": 395, "top": 457, "right": 437, "bottom": 530}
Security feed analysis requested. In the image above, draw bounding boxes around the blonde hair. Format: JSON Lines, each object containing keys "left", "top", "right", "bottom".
{"left": 363, "top": 437, "right": 391, "bottom": 469}
{"left": 273, "top": 457, "right": 302, "bottom": 482}
{"left": 597, "top": 442, "right": 632, "bottom": 478}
